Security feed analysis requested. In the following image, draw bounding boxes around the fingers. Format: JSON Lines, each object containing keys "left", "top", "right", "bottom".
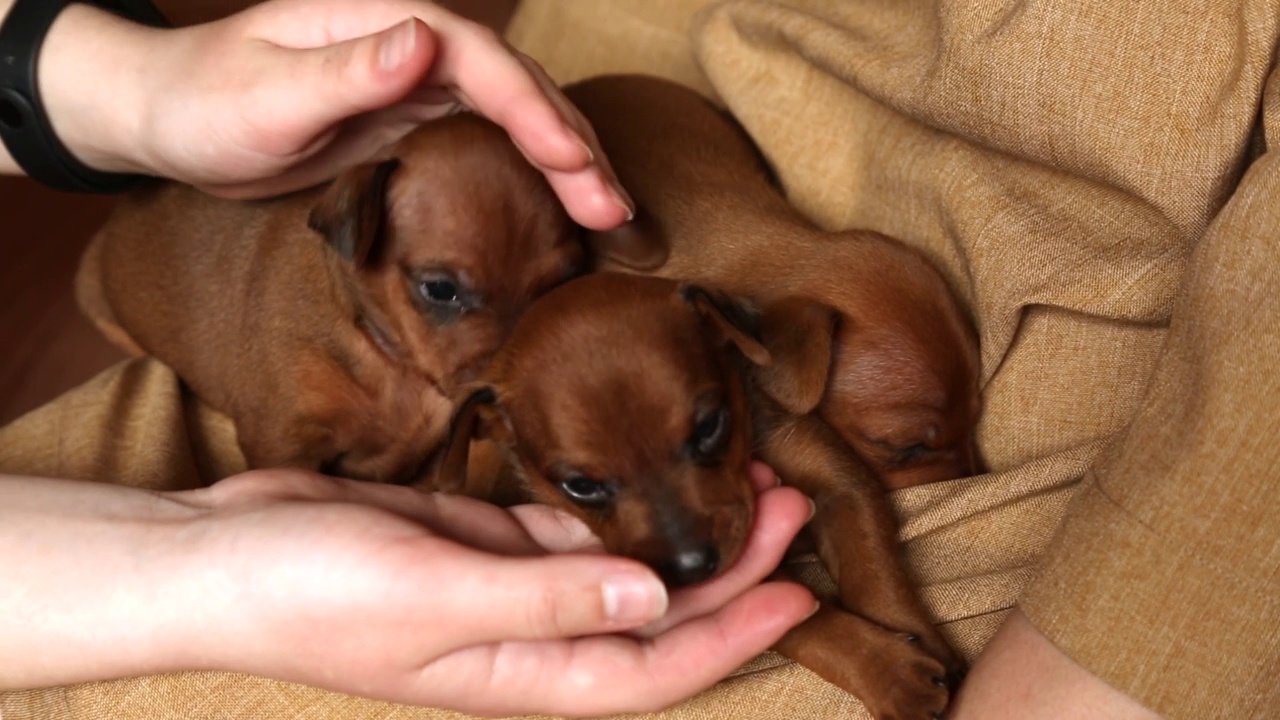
{"left": 572, "top": 581, "right": 815, "bottom": 715}
{"left": 424, "top": 580, "right": 816, "bottom": 717}
{"left": 421, "top": 23, "right": 634, "bottom": 229}
{"left": 635, "top": 484, "right": 814, "bottom": 637}
{"left": 749, "top": 460, "right": 781, "bottom": 492}
{"left": 203, "top": 471, "right": 549, "bottom": 556}
{"left": 434, "top": 550, "right": 671, "bottom": 645}
{"left": 430, "top": 31, "right": 586, "bottom": 174}
{"left": 200, "top": 100, "right": 434, "bottom": 199}
{"left": 536, "top": 163, "right": 634, "bottom": 232}
{"left": 251, "top": 18, "right": 436, "bottom": 157}
{"left": 508, "top": 504, "right": 605, "bottom": 553}
{"left": 370, "top": 491, "right": 546, "bottom": 556}
{"left": 217, "top": 1, "right": 633, "bottom": 227}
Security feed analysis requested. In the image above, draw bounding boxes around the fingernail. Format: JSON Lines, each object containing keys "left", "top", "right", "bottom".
{"left": 608, "top": 183, "right": 636, "bottom": 222}
{"left": 575, "top": 135, "right": 595, "bottom": 164}
{"left": 805, "top": 600, "right": 822, "bottom": 620}
{"left": 379, "top": 18, "right": 418, "bottom": 72}
{"left": 602, "top": 573, "right": 668, "bottom": 625}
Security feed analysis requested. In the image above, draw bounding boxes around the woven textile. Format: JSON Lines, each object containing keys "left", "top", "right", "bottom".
{"left": 4, "top": 1, "right": 1279, "bottom": 717}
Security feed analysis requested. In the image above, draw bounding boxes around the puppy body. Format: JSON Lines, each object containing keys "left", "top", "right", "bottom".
{"left": 440, "top": 272, "right": 963, "bottom": 719}
{"left": 78, "top": 115, "right": 581, "bottom": 483}
{"left": 566, "top": 75, "right": 982, "bottom": 489}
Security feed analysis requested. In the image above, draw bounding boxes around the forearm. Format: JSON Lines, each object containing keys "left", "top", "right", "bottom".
{"left": 0, "top": 474, "right": 211, "bottom": 689}
{"left": 0, "top": 0, "right": 159, "bottom": 176}
{"left": 949, "top": 610, "right": 1160, "bottom": 720}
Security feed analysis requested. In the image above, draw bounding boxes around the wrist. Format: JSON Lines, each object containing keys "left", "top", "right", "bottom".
{"left": 36, "top": 2, "right": 164, "bottom": 176}
{"left": 0, "top": 476, "right": 216, "bottom": 688}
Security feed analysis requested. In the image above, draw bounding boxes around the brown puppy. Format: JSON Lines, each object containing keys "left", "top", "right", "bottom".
{"left": 566, "top": 75, "right": 983, "bottom": 490}
{"left": 77, "top": 113, "right": 582, "bottom": 484}
{"left": 437, "top": 272, "right": 964, "bottom": 720}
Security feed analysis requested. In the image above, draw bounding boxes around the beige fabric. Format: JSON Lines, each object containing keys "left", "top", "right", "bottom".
{"left": 1020, "top": 123, "right": 1280, "bottom": 717}
{"left": 4, "top": 0, "right": 1280, "bottom": 718}
{"left": 512, "top": 1, "right": 1280, "bottom": 717}
{"left": 0, "top": 359, "right": 245, "bottom": 491}
{"left": 506, "top": 2, "right": 719, "bottom": 101}
{"left": 0, "top": 358, "right": 1084, "bottom": 720}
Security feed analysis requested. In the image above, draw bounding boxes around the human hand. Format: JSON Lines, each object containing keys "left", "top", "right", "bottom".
{"left": 163, "top": 465, "right": 813, "bottom": 716}
{"left": 0, "top": 465, "right": 810, "bottom": 713}
{"left": 30, "top": 0, "right": 631, "bottom": 229}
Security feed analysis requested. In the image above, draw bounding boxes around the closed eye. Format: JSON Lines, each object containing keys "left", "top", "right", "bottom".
{"left": 688, "top": 405, "right": 730, "bottom": 463}
{"left": 891, "top": 443, "right": 933, "bottom": 466}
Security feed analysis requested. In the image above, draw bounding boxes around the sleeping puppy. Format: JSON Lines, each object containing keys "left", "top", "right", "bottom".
{"left": 567, "top": 74, "right": 983, "bottom": 490}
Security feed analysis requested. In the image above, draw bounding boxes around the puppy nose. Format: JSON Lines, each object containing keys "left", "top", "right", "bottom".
{"left": 658, "top": 545, "right": 720, "bottom": 588}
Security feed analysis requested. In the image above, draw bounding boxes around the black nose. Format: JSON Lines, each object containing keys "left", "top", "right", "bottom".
{"left": 657, "top": 545, "right": 720, "bottom": 588}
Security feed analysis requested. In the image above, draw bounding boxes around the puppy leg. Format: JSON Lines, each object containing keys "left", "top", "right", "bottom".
{"left": 75, "top": 236, "right": 146, "bottom": 357}
{"left": 774, "top": 603, "right": 950, "bottom": 720}
{"left": 758, "top": 409, "right": 965, "bottom": 681}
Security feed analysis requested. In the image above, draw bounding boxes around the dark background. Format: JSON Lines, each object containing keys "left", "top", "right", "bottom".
{"left": 0, "top": 0, "right": 520, "bottom": 424}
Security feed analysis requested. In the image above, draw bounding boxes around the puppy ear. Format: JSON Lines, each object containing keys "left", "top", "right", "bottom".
{"left": 680, "top": 285, "right": 772, "bottom": 366}
{"left": 433, "top": 384, "right": 513, "bottom": 494}
{"left": 307, "top": 158, "right": 400, "bottom": 266}
{"left": 753, "top": 297, "right": 837, "bottom": 415}
{"left": 588, "top": 207, "right": 669, "bottom": 270}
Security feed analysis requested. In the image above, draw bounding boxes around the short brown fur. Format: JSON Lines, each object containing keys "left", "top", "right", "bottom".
{"left": 76, "top": 113, "right": 582, "bottom": 484}
{"left": 567, "top": 75, "right": 983, "bottom": 490}
{"left": 437, "top": 272, "right": 965, "bottom": 719}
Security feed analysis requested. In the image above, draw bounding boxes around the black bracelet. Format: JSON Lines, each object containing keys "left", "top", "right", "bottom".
{"left": 0, "top": 0, "right": 169, "bottom": 193}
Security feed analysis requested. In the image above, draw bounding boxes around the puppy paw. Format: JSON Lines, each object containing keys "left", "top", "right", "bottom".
{"left": 855, "top": 632, "right": 953, "bottom": 720}
{"left": 776, "top": 606, "right": 958, "bottom": 720}
{"left": 904, "top": 631, "right": 967, "bottom": 693}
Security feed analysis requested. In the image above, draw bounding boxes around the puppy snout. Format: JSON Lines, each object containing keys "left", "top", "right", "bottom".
{"left": 657, "top": 544, "right": 720, "bottom": 588}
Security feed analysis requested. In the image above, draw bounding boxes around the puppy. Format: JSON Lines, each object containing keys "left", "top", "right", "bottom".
{"left": 565, "top": 75, "right": 983, "bottom": 490}
{"left": 76, "top": 113, "right": 582, "bottom": 484}
{"left": 437, "top": 272, "right": 964, "bottom": 720}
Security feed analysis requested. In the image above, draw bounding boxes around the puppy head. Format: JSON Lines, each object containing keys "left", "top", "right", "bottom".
{"left": 307, "top": 113, "right": 582, "bottom": 392}
{"left": 438, "top": 273, "right": 768, "bottom": 588}
{"left": 826, "top": 234, "right": 984, "bottom": 489}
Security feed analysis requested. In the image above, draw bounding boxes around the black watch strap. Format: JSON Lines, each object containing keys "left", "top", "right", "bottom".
{"left": 0, "top": 0, "right": 169, "bottom": 193}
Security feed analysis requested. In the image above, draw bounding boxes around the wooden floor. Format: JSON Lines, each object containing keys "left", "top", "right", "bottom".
{"left": 0, "top": 0, "right": 519, "bottom": 426}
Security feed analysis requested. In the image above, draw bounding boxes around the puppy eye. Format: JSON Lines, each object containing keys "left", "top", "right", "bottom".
{"left": 559, "top": 476, "right": 616, "bottom": 507}
{"left": 419, "top": 277, "right": 461, "bottom": 306}
{"left": 892, "top": 443, "right": 933, "bottom": 465}
{"left": 689, "top": 406, "right": 730, "bottom": 461}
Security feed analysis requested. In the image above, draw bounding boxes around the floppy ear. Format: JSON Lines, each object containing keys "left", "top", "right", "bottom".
{"left": 432, "top": 384, "right": 514, "bottom": 495}
{"left": 680, "top": 285, "right": 771, "bottom": 367}
{"left": 587, "top": 207, "right": 669, "bottom": 270}
{"left": 753, "top": 296, "right": 837, "bottom": 415}
{"left": 307, "top": 158, "right": 400, "bottom": 266}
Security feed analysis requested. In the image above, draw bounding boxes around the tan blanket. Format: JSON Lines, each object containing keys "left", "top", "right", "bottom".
{"left": 3, "top": 1, "right": 1278, "bottom": 718}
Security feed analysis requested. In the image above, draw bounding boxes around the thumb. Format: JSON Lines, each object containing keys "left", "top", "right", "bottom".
{"left": 262, "top": 18, "right": 436, "bottom": 148}
{"left": 449, "top": 553, "right": 670, "bottom": 643}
